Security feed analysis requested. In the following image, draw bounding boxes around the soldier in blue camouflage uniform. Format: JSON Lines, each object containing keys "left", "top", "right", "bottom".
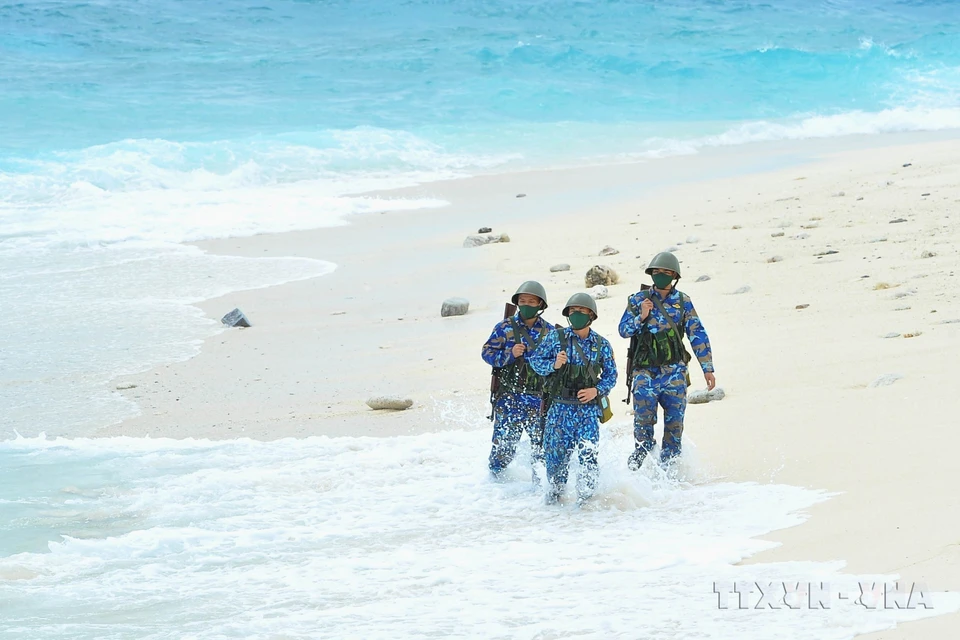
{"left": 481, "top": 281, "right": 553, "bottom": 481}
{"left": 530, "top": 293, "right": 618, "bottom": 504}
{"left": 618, "top": 252, "right": 716, "bottom": 469}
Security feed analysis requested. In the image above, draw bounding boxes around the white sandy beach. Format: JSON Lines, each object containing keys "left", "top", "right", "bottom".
{"left": 104, "top": 131, "right": 960, "bottom": 638}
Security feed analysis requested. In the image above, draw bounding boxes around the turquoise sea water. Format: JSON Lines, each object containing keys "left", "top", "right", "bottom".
{"left": 3, "top": 2, "right": 960, "bottom": 636}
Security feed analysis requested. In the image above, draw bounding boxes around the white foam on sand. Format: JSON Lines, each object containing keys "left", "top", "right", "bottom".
{"left": 1, "top": 422, "right": 956, "bottom": 640}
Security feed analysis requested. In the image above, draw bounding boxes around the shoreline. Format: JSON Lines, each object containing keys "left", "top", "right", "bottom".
{"left": 104, "top": 130, "right": 960, "bottom": 638}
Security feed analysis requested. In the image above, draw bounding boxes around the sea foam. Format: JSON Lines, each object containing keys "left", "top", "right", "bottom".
{"left": 1, "top": 425, "right": 957, "bottom": 639}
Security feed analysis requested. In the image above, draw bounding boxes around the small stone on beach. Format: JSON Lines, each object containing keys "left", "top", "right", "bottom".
{"left": 549, "top": 263, "right": 570, "bottom": 272}
{"left": 730, "top": 285, "right": 751, "bottom": 295}
{"left": 221, "top": 308, "right": 251, "bottom": 328}
{"left": 868, "top": 373, "right": 903, "bottom": 388}
{"left": 767, "top": 255, "right": 784, "bottom": 263}
{"left": 796, "top": 304, "right": 809, "bottom": 309}
{"left": 889, "top": 218, "right": 907, "bottom": 224}
{"left": 688, "top": 388, "right": 725, "bottom": 404}
{"left": 882, "top": 332, "right": 901, "bottom": 338}
{"left": 366, "top": 396, "right": 414, "bottom": 411}
{"left": 921, "top": 250, "right": 936, "bottom": 258}
{"left": 590, "top": 285, "right": 609, "bottom": 300}
{"left": 814, "top": 250, "right": 839, "bottom": 257}
{"left": 695, "top": 275, "right": 711, "bottom": 282}
{"left": 599, "top": 245, "right": 619, "bottom": 256}
{"left": 771, "top": 231, "right": 785, "bottom": 237}
{"left": 478, "top": 227, "right": 492, "bottom": 233}
{"left": 463, "top": 233, "right": 510, "bottom": 248}
{"left": 116, "top": 383, "right": 137, "bottom": 390}
{"left": 441, "top": 297, "right": 470, "bottom": 317}
{"left": 516, "top": 193, "right": 526, "bottom": 198}
{"left": 585, "top": 265, "right": 619, "bottom": 287}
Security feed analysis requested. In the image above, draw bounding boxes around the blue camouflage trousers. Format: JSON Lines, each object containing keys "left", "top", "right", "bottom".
{"left": 631, "top": 364, "right": 688, "bottom": 462}
{"left": 489, "top": 392, "right": 545, "bottom": 473}
{"left": 543, "top": 401, "right": 600, "bottom": 500}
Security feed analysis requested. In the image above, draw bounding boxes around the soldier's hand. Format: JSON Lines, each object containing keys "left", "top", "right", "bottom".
{"left": 511, "top": 343, "right": 526, "bottom": 358}
{"left": 553, "top": 351, "right": 567, "bottom": 369}
{"left": 704, "top": 372, "right": 716, "bottom": 391}
{"left": 577, "top": 387, "right": 598, "bottom": 403}
{"left": 640, "top": 298, "right": 654, "bottom": 320}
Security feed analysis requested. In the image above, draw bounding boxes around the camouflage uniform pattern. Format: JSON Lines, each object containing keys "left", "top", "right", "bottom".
{"left": 529, "top": 327, "right": 618, "bottom": 501}
{"left": 618, "top": 288, "right": 713, "bottom": 463}
{"left": 481, "top": 313, "right": 553, "bottom": 474}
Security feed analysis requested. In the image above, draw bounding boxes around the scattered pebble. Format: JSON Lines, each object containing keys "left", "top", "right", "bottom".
{"left": 903, "top": 331, "right": 922, "bottom": 338}
{"left": 868, "top": 373, "right": 903, "bottom": 388}
{"left": 590, "top": 284, "right": 609, "bottom": 300}
{"left": 940, "top": 319, "right": 960, "bottom": 325}
{"left": 599, "top": 245, "right": 619, "bottom": 256}
{"left": 869, "top": 237, "right": 888, "bottom": 243}
{"left": 793, "top": 233, "right": 810, "bottom": 240}
{"left": 478, "top": 226, "right": 492, "bottom": 233}
{"left": 116, "top": 383, "right": 137, "bottom": 390}
{"left": 688, "top": 388, "right": 726, "bottom": 404}
{"left": 695, "top": 275, "right": 711, "bottom": 282}
{"left": 516, "top": 193, "right": 526, "bottom": 198}
{"left": 732, "top": 225, "right": 742, "bottom": 230}
{"left": 585, "top": 265, "right": 619, "bottom": 287}
{"left": 889, "top": 218, "right": 907, "bottom": 224}
{"left": 366, "top": 396, "right": 414, "bottom": 411}
{"left": 331, "top": 311, "right": 347, "bottom": 315}
{"left": 665, "top": 245, "right": 679, "bottom": 252}
{"left": 463, "top": 233, "right": 510, "bottom": 248}
{"left": 921, "top": 193, "right": 931, "bottom": 197}
{"left": 833, "top": 191, "right": 845, "bottom": 197}
{"left": 921, "top": 250, "right": 936, "bottom": 258}
{"left": 767, "top": 255, "right": 784, "bottom": 263}
{"left": 814, "top": 249, "right": 839, "bottom": 256}
{"left": 771, "top": 231, "right": 785, "bottom": 238}
{"left": 795, "top": 304, "right": 809, "bottom": 310}
{"left": 549, "top": 263, "right": 571, "bottom": 273}
{"left": 890, "top": 288, "right": 917, "bottom": 299}
{"left": 686, "top": 235, "right": 700, "bottom": 243}
{"left": 441, "top": 297, "right": 470, "bottom": 317}
{"left": 893, "top": 306, "right": 911, "bottom": 311}
{"left": 800, "top": 222, "right": 819, "bottom": 229}
{"left": 856, "top": 197, "right": 864, "bottom": 201}
{"left": 903, "top": 163, "right": 912, "bottom": 167}
{"left": 882, "top": 332, "right": 901, "bottom": 339}
{"left": 730, "top": 285, "right": 751, "bottom": 295}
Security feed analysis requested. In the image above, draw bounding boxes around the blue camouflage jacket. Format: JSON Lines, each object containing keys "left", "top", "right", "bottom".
{"left": 481, "top": 313, "right": 554, "bottom": 369}
{"left": 529, "top": 327, "right": 618, "bottom": 398}
{"left": 618, "top": 287, "right": 714, "bottom": 373}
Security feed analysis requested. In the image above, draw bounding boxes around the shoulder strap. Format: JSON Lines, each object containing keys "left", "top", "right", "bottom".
{"left": 569, "top": 333, "right": 600, "bottom": 384}
{"left": 649, "top": 291, "right": 684, "bottom": 337}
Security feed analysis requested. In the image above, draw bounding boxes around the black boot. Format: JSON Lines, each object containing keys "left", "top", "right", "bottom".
{"left": 627, "top": 448, "right": 646, "bottom": 471}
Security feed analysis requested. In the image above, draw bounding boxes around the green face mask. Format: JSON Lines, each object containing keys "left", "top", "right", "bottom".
{"left": 568, "top": 311, "right": 591, "bottom": 330}
{"left": 518, "top": 304, "right": 540, "bottom": 320}
{"left": 652, "top": 272, "right": 674, "bottom": 289}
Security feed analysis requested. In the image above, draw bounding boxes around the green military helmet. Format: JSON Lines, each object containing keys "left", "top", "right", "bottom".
{"left": 562, "top": 292, "right": 598, "bottom": 318}
{"left": 644, "top": 251, "right": 681, "bottom": 278}
{"left": 511, "top": 280, "right": 548, "bottom": 309}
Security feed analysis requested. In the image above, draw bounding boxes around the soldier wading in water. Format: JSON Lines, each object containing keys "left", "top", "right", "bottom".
{"left": 481, "top": 281, "right": 553, "bottom": 483}
{"left": 530, "top": 293, "right": 617, "bottom": 505}
{"left": 619, "top": 251, "right": 716, "bottom": 469}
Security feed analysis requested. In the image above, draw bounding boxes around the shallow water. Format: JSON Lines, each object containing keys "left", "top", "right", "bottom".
{"left": 2, "top": 422, "right": 956, "bottom": 639}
